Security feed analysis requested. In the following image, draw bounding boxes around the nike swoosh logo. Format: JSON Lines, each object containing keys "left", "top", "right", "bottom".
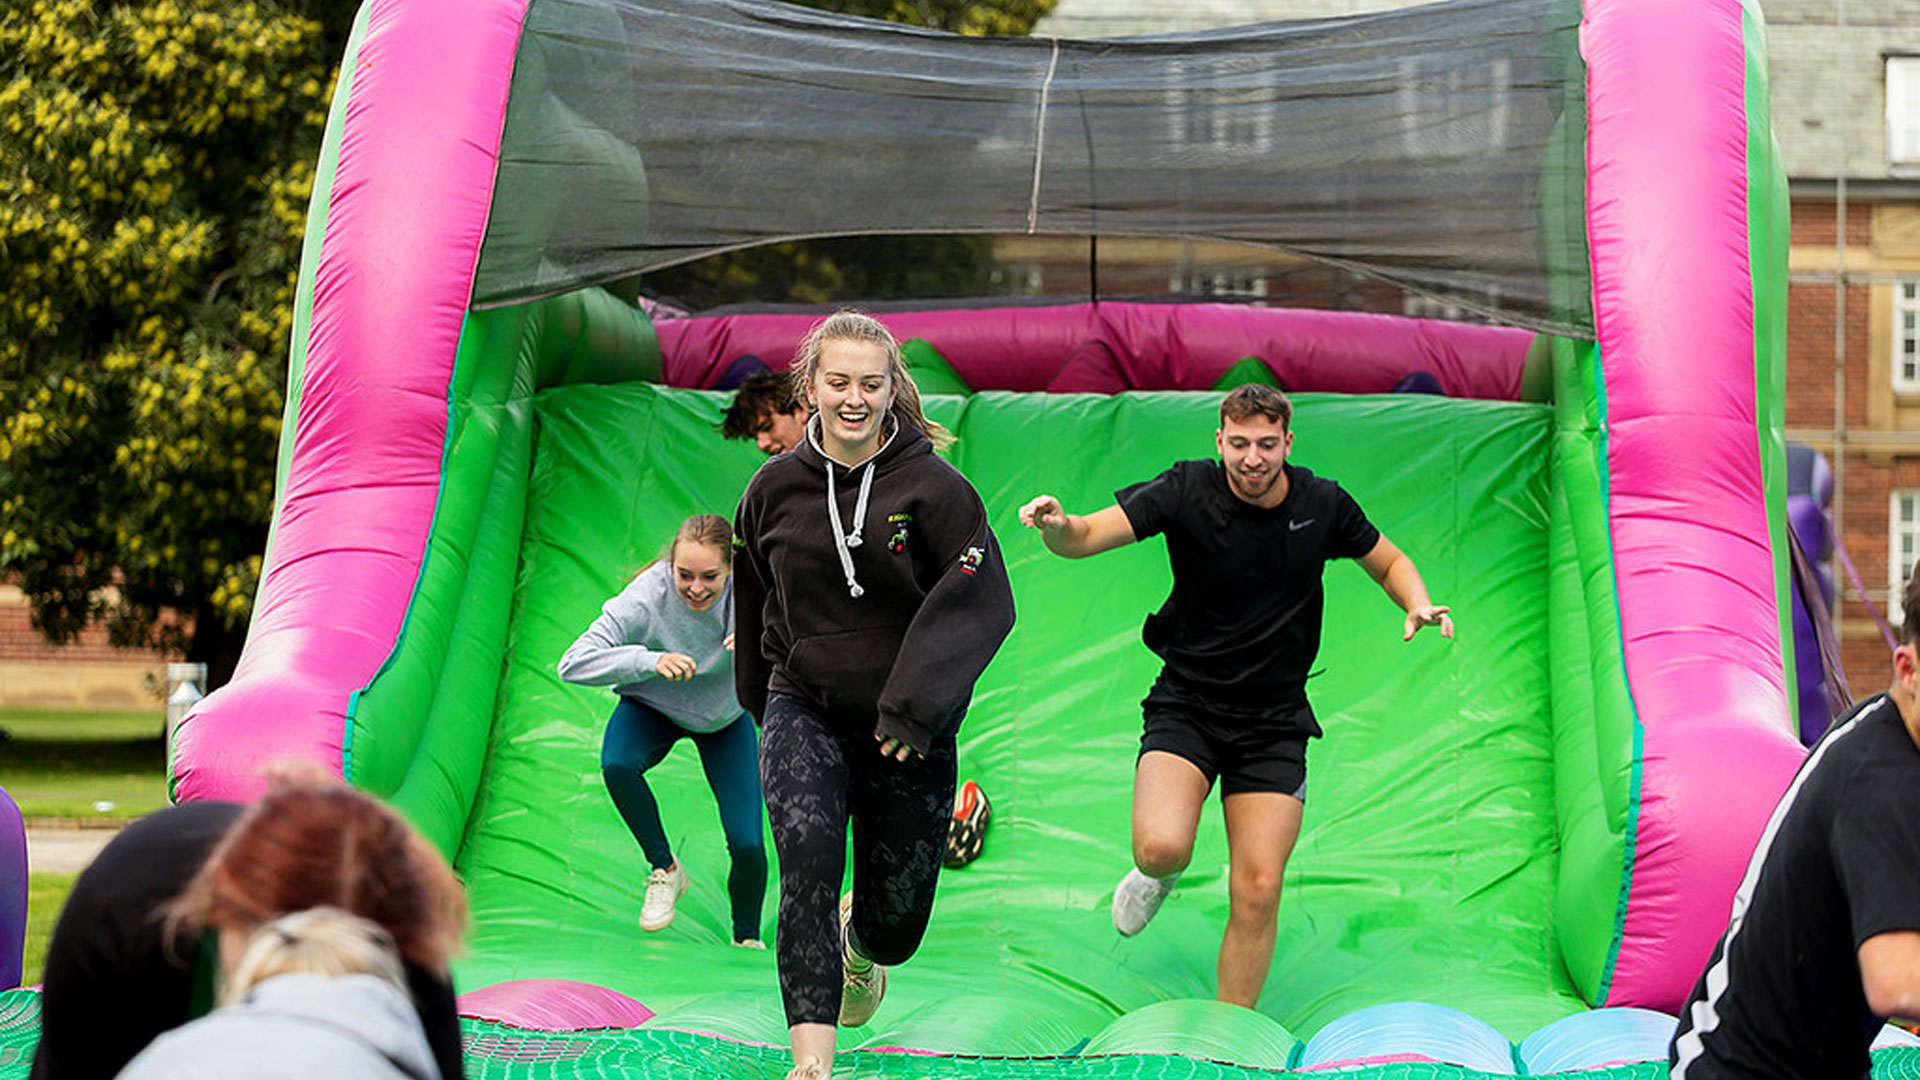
{"left": 1288, "top": 518, "right": 1314, "bottom": 531}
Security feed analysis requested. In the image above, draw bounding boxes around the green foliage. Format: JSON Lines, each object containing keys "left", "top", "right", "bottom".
{"left": 645, "top": 234, "right": 1015, "bottom": 311}
{"left": 0, "top": 0, "right": 1051, "bottom": 673}
{"left": 642, "top": 0, "right": 1057, "bottom": 309}
{"left": 0, "top": 0, "right": 355, "bottom": 677}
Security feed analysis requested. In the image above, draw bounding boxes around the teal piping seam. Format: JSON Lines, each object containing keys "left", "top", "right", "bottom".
{"left": 1588, "top": 338, "right": 1649, "bottom": 1006}
{"left": 1743, "top": 2, "right": 1793, "bottom": 732}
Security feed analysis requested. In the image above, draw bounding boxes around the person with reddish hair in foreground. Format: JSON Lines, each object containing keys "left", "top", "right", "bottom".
{"left": 30, "top": 771, "right": 468, "bottom": 1080}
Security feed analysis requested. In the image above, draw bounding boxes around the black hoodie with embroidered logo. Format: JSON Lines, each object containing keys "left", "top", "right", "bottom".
{"left": 732, "top": 412, "right": 1015, "bottom": 755}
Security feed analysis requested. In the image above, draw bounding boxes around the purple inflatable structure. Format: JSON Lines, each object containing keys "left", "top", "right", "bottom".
{"left": 0, "top": 786, "right": 23, "bottom": 991}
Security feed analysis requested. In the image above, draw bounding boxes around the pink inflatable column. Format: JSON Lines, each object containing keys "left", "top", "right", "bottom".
{"left": 1583, "top": 0, "right": 1804, "bottom": 1009}
{"left": 172, "top": 0, "right": 531, "bottom": 802}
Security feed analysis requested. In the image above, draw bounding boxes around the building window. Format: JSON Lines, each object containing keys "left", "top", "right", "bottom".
{"left": 1163, "top": 57, "right": 1278, "bottom": 156}
{"left": 1397, "top": 56, "right": 1511, "bottom": 159}
{"left": 1404, "top": 287, "right": 1501, "bottom": 324}
{"left": 1893, "top": 490, "right": 1920, "bottom": 624}
{"left": 1172, "top": 269, "right": 1266, "bottom": 299}
{"left": 1897, "top": 280, "right": 1920, "bottom": 393}
{"left": 1889, "top": 56, "right": 1920, "bottom": 174}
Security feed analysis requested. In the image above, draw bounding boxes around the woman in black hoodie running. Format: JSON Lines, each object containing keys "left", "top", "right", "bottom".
{"left": 733, "top": 310, "right": 1015, "bottom": 1080}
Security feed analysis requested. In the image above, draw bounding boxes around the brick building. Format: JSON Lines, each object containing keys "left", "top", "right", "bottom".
{"left": 0, "top": 578, "right": 174, "bottom": 710}
{"left": 1770, "top": 2, "right": 1920, "bottom": 692}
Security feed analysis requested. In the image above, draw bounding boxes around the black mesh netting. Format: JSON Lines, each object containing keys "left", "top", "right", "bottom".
{"left": 473, "top": 0, "right": 1593, "bottom": 335}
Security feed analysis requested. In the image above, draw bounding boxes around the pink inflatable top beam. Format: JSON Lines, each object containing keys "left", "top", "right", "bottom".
{"left": 657, "top": 302, "right": 1535, "bottom": 398}
{"left": 1583, "top": 0, "right": 1802, "bottom": 1010}
{"left": 172, "top": 0, "right": 530, "bottom": 802}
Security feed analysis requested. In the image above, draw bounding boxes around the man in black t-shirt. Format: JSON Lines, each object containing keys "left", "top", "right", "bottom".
{"left": 1017, "top": 384, "right": 1453, "bottom": 1009}
{"left": 1669, "top": 560, "right": 1920, "bottom": 1080}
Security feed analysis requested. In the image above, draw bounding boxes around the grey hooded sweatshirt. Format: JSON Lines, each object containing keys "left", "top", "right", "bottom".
{"left": 113, "top": 973, "right": 439, "bottom": 1080}
{"left": 556, "top": 561, "right": 741, "bottom": 732}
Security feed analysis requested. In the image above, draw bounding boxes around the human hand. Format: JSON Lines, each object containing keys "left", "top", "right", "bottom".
{"left": 724, "top": 633, "right": 735, "bottom": 652}
{"left": 1017, "top": 495, "right": 1066, "bottom": 531}
{"left": 876, "top": 734, "right": 917, "bottom": 762}
{"left": 1403, "top": 605, "right": 1454, "bottom": 642}
{"left": 655, "top": 652, "right": 698, "bottom": 680}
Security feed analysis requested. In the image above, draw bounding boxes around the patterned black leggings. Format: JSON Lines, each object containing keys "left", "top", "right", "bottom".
{"left": 760, "top": 691, "right": 957, "bottom": 1027}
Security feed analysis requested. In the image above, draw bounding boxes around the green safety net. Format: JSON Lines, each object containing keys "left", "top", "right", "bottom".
{"left": 454, "top": 1022, "right": 1657, "bottom": 1080}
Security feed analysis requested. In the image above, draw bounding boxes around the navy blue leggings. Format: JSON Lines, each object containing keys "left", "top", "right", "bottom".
{"left": 601, "top": 699, "right": 768, "bottom": 942}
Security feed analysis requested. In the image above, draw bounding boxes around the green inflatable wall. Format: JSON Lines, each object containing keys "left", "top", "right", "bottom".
{"left": 453, "top": 380, "right": 1579, "bottom": 1047}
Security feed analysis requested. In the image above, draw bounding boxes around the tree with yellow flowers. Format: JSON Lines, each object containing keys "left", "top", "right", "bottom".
{"left": 0, "top": 0, "right": 355, "bottom": 686}
{"left": 0, "top": 0, "right": 1046, "bottom": 690}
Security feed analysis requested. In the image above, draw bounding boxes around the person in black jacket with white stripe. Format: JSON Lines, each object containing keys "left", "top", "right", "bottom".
{"left": 732, "top": 310, "right": 1015, "bottom": 1080}
{"left": 1670, "top": 559, "right": 1920, "bottom": 1080}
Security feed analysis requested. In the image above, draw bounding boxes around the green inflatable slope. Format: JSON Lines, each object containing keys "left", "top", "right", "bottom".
{"left": 450, "top": 383, "right": 1584, "bottom": 1056}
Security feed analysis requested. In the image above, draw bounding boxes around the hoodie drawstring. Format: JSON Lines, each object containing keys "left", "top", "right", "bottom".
{"left": 827, "top": 458, "right": 876, "bottom": 598}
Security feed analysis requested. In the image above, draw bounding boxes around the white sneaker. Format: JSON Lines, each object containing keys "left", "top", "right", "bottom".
{"left": 639, "top": 863, "right": 688, "bottom": 931}
{"left": 838, "top": 891, "right": 886, "bottom": 1027}
{"left": 1112, "top": 868, "right": 1178, "bottom": 937}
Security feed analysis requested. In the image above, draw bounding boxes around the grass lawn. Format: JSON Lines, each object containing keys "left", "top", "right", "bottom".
{"left": 3, "top": 708, "right": 160, "bottom": 989}
{"left": 0, "top": 707, "right": 167, "bottom": 820}
{"left": 0, "top": 707, "right": 165, "bottom": 742}
{"left": 23, "top": 872, "right": 76, "bottom": 987}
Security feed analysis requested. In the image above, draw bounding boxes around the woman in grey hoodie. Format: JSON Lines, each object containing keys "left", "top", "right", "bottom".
{"left": 557, "top": 515, "right": 767, "bottom": 946}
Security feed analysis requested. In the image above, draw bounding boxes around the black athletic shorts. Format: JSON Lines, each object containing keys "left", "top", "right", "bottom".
{"left": 1138, "top": 699, "right": 1311, "bottom": 801}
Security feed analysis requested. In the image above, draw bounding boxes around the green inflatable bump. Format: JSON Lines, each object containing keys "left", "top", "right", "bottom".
{"left": 1080, "top": 999, "right": 1300, "bottom": 1069}
{"left": 1210, "top": 356, "right": 1282, "bottom": 390}
{"left": 901, "top": 337, "right": 974, "bottom": 395}
{"left": 645, "top": 990, "right": 790, "bottom": 1044}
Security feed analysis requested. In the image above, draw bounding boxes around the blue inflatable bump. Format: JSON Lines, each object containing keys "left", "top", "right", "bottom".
{"left": 1080, "top": 998, "right": 1299, "bottom": 1070}
{"left": 1299, "top": 1001, "right": 1514, "bottom": 1073}
{"left": 1519, "top": 1007, "right": 1677, "bottom": 1072}
{"left": 1873, "top": 1024, "right": 1920, "bottom": 1050}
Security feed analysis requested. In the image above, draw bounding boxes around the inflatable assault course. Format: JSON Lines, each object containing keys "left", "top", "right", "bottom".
{"left": 11, "top": 0, "right": 1914, "bottom": 1074}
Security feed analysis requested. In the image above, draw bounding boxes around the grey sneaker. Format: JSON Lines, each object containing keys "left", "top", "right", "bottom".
{"left": 838, "top": 891, "right": 887, "bottom": 1026}
{"left": 1112, "top": 868, "right": 1179, "bottom": 937}
{"left": 639, "top": 863, "right": 688, "bottom": 931}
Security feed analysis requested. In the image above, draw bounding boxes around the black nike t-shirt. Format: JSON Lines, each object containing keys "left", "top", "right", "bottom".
{"left": 1670, "top": 693, "right": 1920, "bottom": 1080}
{"left": 1116, "top": 460, "right": 1379, "bottom": 725}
